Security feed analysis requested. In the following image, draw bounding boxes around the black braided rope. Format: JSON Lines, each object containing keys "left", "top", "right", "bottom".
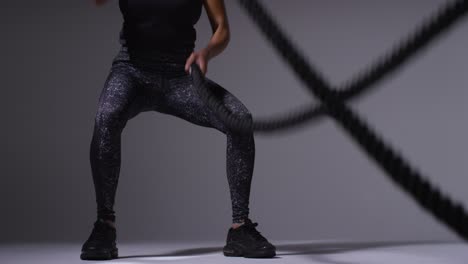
{"left": 208, "top": 0, "right": 468, "bottom": 134}
{"left": 191, "top": 0, "right": 468, "bottom": 241}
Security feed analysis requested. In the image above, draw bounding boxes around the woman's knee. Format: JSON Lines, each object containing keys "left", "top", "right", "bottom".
{"left": 236, "top": 108, "right": 253, "bottom": 121}
{"left": 94, "top": 104, "right": 129, "bottom": 131}
{"left": 200, "top": 77, "right": 254, "bottom": 133}
{"left": 205, "top": 78, "right": 252, "bottom": 116}
{"left": 222, "top": 97, "right": 254, "bottom": 134}
{"left": 225, "top": 94, "right": 253, "bottom": 126}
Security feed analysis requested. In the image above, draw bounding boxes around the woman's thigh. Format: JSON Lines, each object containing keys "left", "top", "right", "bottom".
{"left": 94, "top": 62, "right": 148, "bottom": 126}
{"left": 164, "top": 75, "right": 252, "bottom": 133}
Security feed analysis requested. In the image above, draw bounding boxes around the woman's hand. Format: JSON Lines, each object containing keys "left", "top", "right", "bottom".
{"left": 94, "top": 0, "right": 109, "bottom": 7}
{"left": 185, "top": 48, "right": 211, "bottom": 76}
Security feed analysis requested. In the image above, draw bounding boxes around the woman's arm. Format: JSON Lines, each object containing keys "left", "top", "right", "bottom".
{"left": 201, "top": 0, "right": 231, "bottom": 61}
{"left": 185, "top": 0, "right": 230, "bottom": 75}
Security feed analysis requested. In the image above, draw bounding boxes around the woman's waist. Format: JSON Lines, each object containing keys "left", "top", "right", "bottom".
{"left": 112, "top": 45, "right": 191, "bottom": 74}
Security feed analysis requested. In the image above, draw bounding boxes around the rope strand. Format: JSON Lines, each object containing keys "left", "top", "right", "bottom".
{"left": 191, "top": 0, "right": 468, "bottom": 241}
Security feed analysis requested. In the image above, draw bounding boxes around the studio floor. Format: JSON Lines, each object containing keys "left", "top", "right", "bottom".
{"left": 1, "top": 240, "right": 467, "bottom": 264}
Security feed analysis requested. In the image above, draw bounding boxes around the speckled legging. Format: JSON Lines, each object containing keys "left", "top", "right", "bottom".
{"left": 90, "top": 46, "right": 254, "bottom": 224}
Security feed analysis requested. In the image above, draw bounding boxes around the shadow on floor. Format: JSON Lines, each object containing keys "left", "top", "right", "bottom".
{"left": 118, "top": 246, "right": 222, "bottom": 259}
{"left": 117, "top": 240, "right": 456, "bottom": 260}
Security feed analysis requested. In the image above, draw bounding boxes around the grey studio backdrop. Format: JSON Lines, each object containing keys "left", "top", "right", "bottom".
{"left": 1, "top": 0, "right": 467, "bottom": 244}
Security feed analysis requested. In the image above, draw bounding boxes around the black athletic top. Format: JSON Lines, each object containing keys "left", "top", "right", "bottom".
{"left": 118, "top": 0, "right": 203, "bottom": 55}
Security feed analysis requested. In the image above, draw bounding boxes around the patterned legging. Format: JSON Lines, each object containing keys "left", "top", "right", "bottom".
{"left": 89, "top": 46, "right": 254, "bottom": 224}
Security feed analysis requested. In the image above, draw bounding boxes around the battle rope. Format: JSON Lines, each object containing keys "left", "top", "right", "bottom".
{"left": 197, "top": 0, "right": 468, "bottom": 134}
{"left": 191, "top": 0, "right": 468, "bottom": 241}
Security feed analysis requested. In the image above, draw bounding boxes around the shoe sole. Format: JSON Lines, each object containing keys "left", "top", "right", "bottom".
{"left": 80, "top": 248, "right": 118, "bottom": 260}
{"left": 223, "top": 243, "right": 276, "bottom": 258}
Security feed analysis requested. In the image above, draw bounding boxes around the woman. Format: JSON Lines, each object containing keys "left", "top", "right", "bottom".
{"left": 80, "top": 0, "right": 276, "bottom": 260}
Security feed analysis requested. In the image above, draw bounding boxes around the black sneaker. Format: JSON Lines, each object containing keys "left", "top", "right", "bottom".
{"left": 223, "top": 218, "right": 276, "bottom": 258}
{"left": 80, "top": 218, "right": 118, "bottom": 260}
